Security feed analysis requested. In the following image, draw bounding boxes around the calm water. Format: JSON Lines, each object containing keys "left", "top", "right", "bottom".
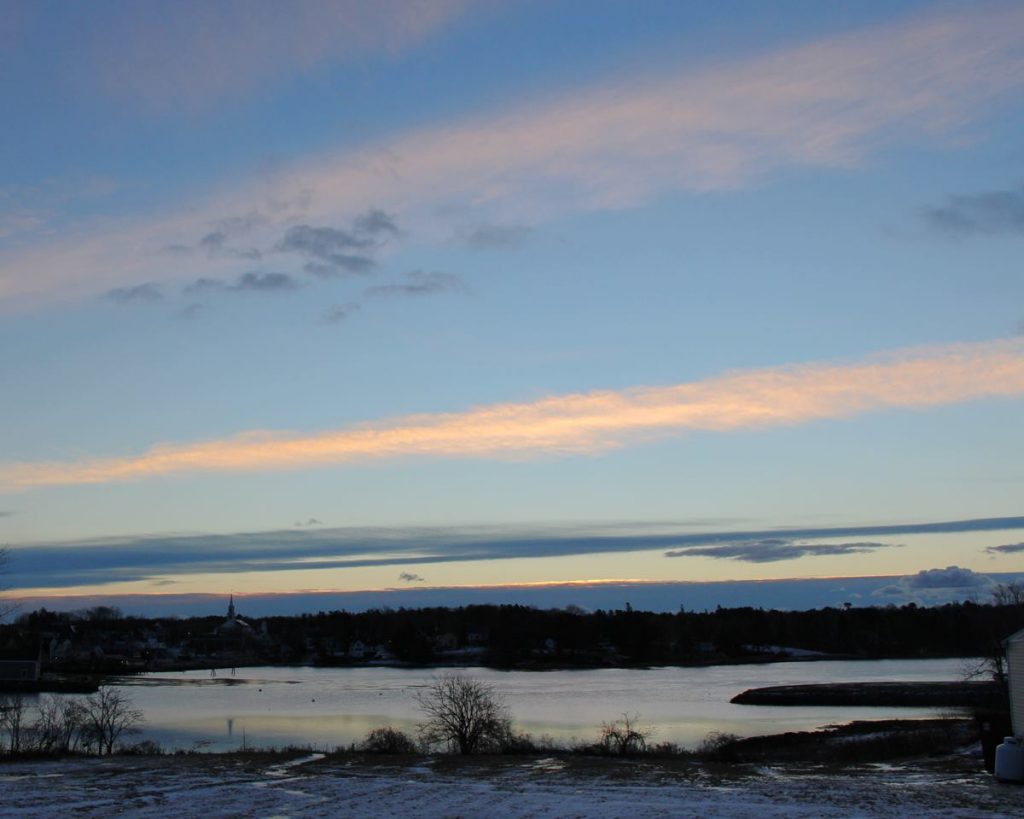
{"left": 110, "top": 659, "right": 974, "bottom": 752}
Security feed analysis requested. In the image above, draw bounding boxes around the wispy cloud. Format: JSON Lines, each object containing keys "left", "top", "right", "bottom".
{"left": 324, "top": 303, "right": 361, "bottom": 324}
{"left": 185, "top": 272, "right": 301, "bottom": 294}
{"left": 4, "top": 5, "right": 1024, "bottom": 308}
{"left": 83, "top": 0, "right": 474, "bottom": 114}
{"left": 197, "top": 230, "right": 262, "bottom": 260}
{"left": 987, "top": 542, "right": 1024, "bottom": 555}
{"left": 399, "top": 572, "right": 425, "bottom": 583}
{"left": 294, "top": 518, "right": 323, "bottom": 528}
{"left": 276, "top": 224, "right": 376, "bottom": 277}
{"left": 354, "top": 209, "right": 400, "bottom": 237}
{"left": 104, "top": 283, "right": 163, "bottom": 304}
{"left": 4, "top": 516, "right": 1023, "bottom": 591}
{"left": 365, "top": 270, "right": 468, "bottom": 298}
{"left": 664, "top": 540, "right": 895, "bottom": 563}
{"left": 0, "top": 175, "right": 123, "bottom": 242}
{"left": 176, "top": 302, "right": 203, "bottom": 320}
{"left": 924, "top": 184, "right": 1024, "bottom": 236}
{"left": 1, "top": 338, "right": 1023, "bottom": 490}
{"left": 457, "top": 223, "right": 532, "bottom": 250}
{"left": 273, "top": 211, "right": 399, "bottom": 277}
{"left": 0, "top": 209, "right": 47, "bottom": 241}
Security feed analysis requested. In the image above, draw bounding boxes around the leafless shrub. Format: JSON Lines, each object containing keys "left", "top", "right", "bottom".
{"left": 496, "top": 730, "right": 559, "bottom": 754}
{"left": 119, "top": 739, "right": 163, "bottom": 755}
{"left": 646, "top": 740, "right": 685, "bottom": 757}
{"left": 358, "top": 726, "right": 418, "bottom": 754}
{"left": 696, "top": 731, "right": 740, "bottom": 761}
{"left": 598, "top": 713, "right": 651, "bottom": 756}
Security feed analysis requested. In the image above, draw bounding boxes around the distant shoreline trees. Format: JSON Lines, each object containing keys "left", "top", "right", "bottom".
{"left": 5, "top": 594, "right": 1024, "bottom": 674}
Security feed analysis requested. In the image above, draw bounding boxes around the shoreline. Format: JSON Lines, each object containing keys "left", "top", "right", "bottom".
{"left": 1, "top": 723, "right": 1018, "bottom": 819}
{"left": 731, "top": 680, "right": 1002, "bottom": 708}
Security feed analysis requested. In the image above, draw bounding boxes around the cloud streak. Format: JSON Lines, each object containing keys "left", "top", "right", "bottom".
{"left": 987, "top": 542, "right": 1024, "bottom": 555}
{"left": 84, "top": 0, "right": 473, "bottom": 114}
{"left": 4, "top": 515, "right": 1023, "bottom": 591}
{"left": 4, "top": 4, "right": 1024, "bottom": 308}
{"left": 104, "top": 283, "right": 163, "bottom": 304}
{"left": 1, "top": 338, "right": 1023, "bottom": 490}
{"left": 664, "top": 540, "right": 895, "bottom": 564}
{"left": 924, "top": 184, "right": 1024, "bottom": 235}
{"left": 365, "top": 270, "right": 468, "bottom": 298}
{"left": 184, "top": 272, "right": 301, "bottom": 294}
{"left": 458, "top": 223, "right": 533, "bottom": 250}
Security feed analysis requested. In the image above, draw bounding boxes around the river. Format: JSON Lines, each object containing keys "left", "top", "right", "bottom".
{"left": 112, "top": 658, "right": 975, "bottom": 752}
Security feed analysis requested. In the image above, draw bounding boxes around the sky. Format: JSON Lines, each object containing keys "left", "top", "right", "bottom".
{"left": 1, "top": 0, "right": 1024, "bottom": 616}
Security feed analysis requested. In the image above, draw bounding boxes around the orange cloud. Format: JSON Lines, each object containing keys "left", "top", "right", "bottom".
{"left": 3, "top": 338, "right": 1022, "bottom": 491}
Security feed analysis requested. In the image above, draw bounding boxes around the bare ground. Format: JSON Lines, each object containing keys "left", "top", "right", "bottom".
{"left": 2, "top": 750, "right": 1024, "bottom": 818}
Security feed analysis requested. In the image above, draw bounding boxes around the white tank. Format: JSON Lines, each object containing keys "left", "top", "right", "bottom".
{"left": 994, "top": 736, "right": 1024, "bottom": 783}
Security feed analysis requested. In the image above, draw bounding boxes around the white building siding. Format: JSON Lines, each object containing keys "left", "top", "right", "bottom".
{"left": 1007, "top": 632, "right": 1024, "bottom": 737}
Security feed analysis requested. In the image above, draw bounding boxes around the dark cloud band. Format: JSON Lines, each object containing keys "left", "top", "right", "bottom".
{"left": 5, "top": 515, "right": 1023, "bottom": 591}
{"left": 664, "top": 540, "right": 895, "bottom": 563}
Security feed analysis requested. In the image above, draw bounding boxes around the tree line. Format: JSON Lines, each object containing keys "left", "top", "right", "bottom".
{"left": 265, "top": 595, "right": 1024, "bottom": 666}
{"left": 8, "top": 593, "right": 1024, "bottom": 669}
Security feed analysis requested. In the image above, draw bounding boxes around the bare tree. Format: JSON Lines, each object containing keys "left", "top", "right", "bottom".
{"left": 992, "top": 581, "right": 1024, "bottom": 608}
{"left": 963, "top": 582, "right": 1024, "bottom": 692}
{"left": 0, "top": 694, "right": 28, "bottom": 754}
{"left": 598, "top": 713, "right": 651, "bottom": 756}
{"left": 81, "top": 688, "right": 143, "bottom": 755}
{"left": 35, "top": 695, "right": 86, "bottom": 754}
{"left": 415, "top": 674, "right": 510, "bottom": 755}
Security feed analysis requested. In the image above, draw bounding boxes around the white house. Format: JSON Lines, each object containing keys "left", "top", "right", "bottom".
{"left": 1005, "top": 628, "right": 1024, "bottom": 736}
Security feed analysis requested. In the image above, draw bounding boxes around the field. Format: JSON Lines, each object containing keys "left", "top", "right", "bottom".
{"left": 3, "top": 749, "right": 1024, "bottom": 818}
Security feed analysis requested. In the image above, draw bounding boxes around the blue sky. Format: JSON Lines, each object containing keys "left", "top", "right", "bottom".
{"left": 1, "top": 0, "right": 1023, "bottom": 614}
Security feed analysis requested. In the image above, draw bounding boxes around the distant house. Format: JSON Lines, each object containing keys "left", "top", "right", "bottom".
{"left": 1006, "top": 629, "right": 1024, "bottom": 736}
{"left": 348, "top": 640, "right": 367, "bottom": 660}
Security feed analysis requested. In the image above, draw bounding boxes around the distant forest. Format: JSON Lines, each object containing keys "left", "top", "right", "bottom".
{"left": 8, "top": 594, "right": 1024, "bottom": 670}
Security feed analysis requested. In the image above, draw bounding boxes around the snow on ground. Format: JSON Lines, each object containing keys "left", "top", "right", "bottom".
{"left": 2, "top": 752, "right": 1023, "bottom": 818}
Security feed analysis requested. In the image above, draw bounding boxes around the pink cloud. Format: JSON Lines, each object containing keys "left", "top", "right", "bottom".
{"left": 2, "top": 4, "right": 1023, "bottom": 307}
{"left": 87, "top": 0, "right": 474, "bottom": 114}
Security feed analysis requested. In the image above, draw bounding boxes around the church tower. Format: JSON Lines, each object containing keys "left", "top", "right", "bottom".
{"left": 227, "top": 594, "right": 236, "bottom": 619}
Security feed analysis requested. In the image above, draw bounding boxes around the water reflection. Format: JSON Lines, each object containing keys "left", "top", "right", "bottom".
{"left": 115, "top": 659, "right": 973, "bottom": 752}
